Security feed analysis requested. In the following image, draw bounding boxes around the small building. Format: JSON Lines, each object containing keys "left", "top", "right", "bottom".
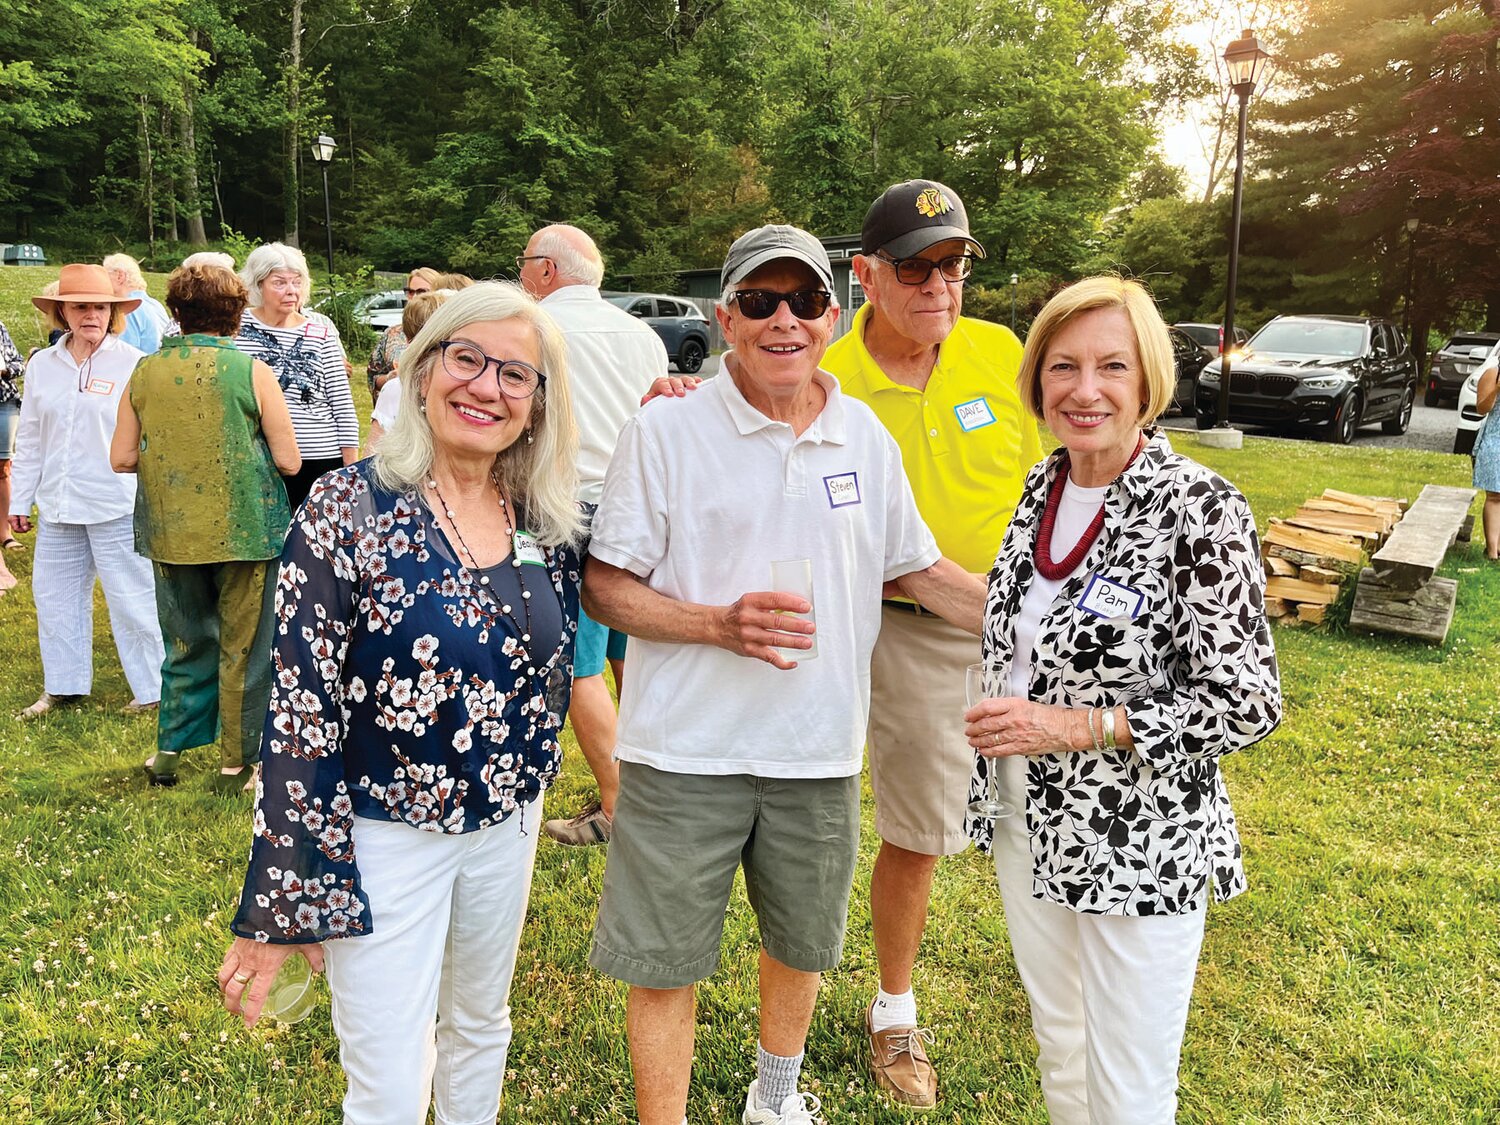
{"left": 2, "top": 243, "right": 48, "bottom": 266}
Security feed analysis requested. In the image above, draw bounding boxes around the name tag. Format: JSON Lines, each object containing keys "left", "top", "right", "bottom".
{"left": 303, "top": 323, "right": 330, "bottom": 340}
{"left": 512, "top": 530, "right": 547, "bottom": 566}
{"left": 823, "top": 472, "right": 861, "bottom": 508}
{"left": 954, "top": 397, "right": 996, "bottom": 432}
{"left": 86, "top": 379, "right": 116, "bottom": 396}
{"left": 1078, "top": 573, "right": 1144, "bottom": 620}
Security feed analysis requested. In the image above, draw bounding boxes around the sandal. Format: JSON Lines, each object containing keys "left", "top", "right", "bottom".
{"left": 0, "top": 535, "right": 23, "bottom": 552}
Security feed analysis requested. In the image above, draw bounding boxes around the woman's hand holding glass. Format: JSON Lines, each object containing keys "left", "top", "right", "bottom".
{"left": 963, "top": 696, "right": 1090, "bottom": 758}
{"left": 218, "top": 935, "right": 324, "bottom": 1028}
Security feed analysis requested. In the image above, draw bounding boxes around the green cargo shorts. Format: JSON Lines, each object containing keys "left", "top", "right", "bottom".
{"left": 589, "top": 761, "right": 861, "bottom": 989}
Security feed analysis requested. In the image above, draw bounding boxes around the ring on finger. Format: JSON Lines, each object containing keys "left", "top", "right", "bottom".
{"left": 232, "top": 971, "right": 251, "bottom": 984}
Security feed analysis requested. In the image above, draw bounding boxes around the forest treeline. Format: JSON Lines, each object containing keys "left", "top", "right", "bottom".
{"left": 1, "top": 0, "right": 1495, "bottom": 336}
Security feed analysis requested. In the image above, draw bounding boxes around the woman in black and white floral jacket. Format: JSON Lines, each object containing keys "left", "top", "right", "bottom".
{"left": 962, "top": 276, "right": 1281, "bottom": 1125}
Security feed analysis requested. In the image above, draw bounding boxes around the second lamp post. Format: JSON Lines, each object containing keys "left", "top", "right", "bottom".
{"left": 310, "top": 133, "right": 338, "bottom": 279}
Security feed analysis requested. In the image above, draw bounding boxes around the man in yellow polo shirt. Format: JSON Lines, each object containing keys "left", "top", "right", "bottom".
{"left": 824, "top": 179, "right": 1042, "bottom": 1110}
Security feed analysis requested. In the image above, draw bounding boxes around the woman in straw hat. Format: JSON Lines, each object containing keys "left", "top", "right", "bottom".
{"left": 9, "top": 265, "right": 164, "bottom": 720}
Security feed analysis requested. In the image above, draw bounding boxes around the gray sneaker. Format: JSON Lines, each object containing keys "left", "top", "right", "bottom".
{"left": 543, "top": 799, "right": 612, "bottom": 846}
{"left": 742, "top": 1080, "right": 823, "bottom": 1124}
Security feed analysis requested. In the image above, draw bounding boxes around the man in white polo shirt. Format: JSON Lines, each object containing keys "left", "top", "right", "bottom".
{"left": 583, "top": 225, "right": 984, "bottom": 1125}
{"left": 518, "top": 223, "right": 668, "bottom": 846}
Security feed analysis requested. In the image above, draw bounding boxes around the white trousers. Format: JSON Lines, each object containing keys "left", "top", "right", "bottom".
{"left": 33, "top": 516, "right": 162, "bottom": 701}
{"left": 323, "top": 801, "right": 542, "bottom": 1125}
{"left": 992, "top": 770, "right": 1206, "bottom": 1125}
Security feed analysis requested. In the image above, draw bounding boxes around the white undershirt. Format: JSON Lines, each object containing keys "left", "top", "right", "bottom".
{"left": 1007, "top": 476, "right": 1111, "bottom": 700}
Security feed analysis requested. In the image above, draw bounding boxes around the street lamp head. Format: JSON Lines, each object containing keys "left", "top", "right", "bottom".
{"left": 1010, "top": 273, "right": 1019, "bottom": 285}
{"left": 310, "top": 134, "right": 337, "bottom": 166}
{"left": 1223, "top": 30, "right": 1271, "bottom": 97}
{"left": 1405, "top": 217, "right": 1420, "bottom": 234}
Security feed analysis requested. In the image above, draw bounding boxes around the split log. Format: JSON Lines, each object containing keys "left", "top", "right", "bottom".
{"left": 1265, "top": 576, "right": 1340, "bottom": 605}
{"left": 1266, "top": 556, "right": 1299, "bottom": 578}
{"left": 1264, "top": 545, "right": 1362, "bottom": 573}
{"left": 1290, "top": 508, "right": 1391, "bottom": 537}
{"left": 1296, "top": 603, "right": 1327, "bottom": 625}
{"left": 1263, "top": 520, "right": 1365, "bottom": 564}
{"left": 1298, "top": 565, "right": 1342, "bottom": 585}
{"left": 1263, "top": 597, "right": 1290, "bottom": 618}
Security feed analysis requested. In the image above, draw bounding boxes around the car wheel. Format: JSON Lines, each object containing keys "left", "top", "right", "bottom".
{"left": 1382, "top": 387, "right": 1414, "bottom": 435}
{"left": 676, "top": 339, "right": 705, "bottom": 375}
{"left": 1195, "top": 411, "right": 1215, "bottom": 431}
{"left": 1424, "top": 386, "right": 1439, "bottom": 407}
{"left": 1327, "top": 394, "right": 1361, "bottom": 444}
{"left": 1455, "top": 428, "right": 1477, "bottom": 456}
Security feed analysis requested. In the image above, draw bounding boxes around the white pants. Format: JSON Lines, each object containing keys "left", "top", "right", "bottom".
{"left": 33, "top": 515, "right": 162, "bottom": 701}
{"left": 323, "top": 801, "right": 542, "bottom": 1125}
{"left": 993, "top": 766, "right": 1206, "bottom": 1125}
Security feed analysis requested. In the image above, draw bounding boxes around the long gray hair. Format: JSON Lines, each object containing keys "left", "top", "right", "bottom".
{"left": 373, "top": 282, "right": 582, "bottom": 547}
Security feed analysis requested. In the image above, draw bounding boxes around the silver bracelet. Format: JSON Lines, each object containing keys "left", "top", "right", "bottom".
{"left": 1086, "top": 707, "right": 1103, "bottom": 753}
{"left": 1102, "top": 706, "right": 1117, "bottom": 750}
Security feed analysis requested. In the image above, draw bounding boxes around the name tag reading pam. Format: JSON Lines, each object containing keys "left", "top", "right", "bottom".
{"left": 512, "top": 530, "right": 547, "bottom": 566}
{"left": 954, "top": 397, "right": 996, "bottom": 432}
{"left": 1078, "top": 574, "right": 1145, "bottom": 620}
{"left": 86, "top": 379, "right": 116, "bottom": 396}
{"left": 823, "top": 472, "right": 861, "bottom": 508}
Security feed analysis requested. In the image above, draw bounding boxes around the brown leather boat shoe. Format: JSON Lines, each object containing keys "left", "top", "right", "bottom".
{"left": 867, "top": 1001, "right": 938, "bottom": 1109}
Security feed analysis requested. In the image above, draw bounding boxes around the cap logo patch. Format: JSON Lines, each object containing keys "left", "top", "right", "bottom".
{"left": 915, "top": 188, "right": 952, "bottom": 218}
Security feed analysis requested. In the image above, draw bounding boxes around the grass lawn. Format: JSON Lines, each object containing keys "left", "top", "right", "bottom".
{"left": 1, "top": 261, "right": 1498, "bottom": 1121}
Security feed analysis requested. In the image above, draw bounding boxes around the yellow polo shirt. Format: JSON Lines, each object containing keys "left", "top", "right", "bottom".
{"left": 824, "top": 303, "right": 1042, "bottom": 574}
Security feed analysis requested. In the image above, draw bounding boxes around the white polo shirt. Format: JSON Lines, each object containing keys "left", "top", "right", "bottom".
{"left": 538, "top": 285, "right": 668, "bottom": 505}
{"left": 589, "top": 366, "right": 940, "bottom": 779}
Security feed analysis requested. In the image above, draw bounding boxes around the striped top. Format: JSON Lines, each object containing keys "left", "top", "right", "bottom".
{"left": 235, "top": 310, "right": 358, "bottom": 459}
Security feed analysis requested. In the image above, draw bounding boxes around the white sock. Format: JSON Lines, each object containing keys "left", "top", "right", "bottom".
{"left": 870, "top": 987, "right": 918, "bottom": 1031}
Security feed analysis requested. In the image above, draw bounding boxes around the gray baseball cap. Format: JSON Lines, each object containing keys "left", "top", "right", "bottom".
{"left": 720, "top": 224, "right": 834, "bottom": 292}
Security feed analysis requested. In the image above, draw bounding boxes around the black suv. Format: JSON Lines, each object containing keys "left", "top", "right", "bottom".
{"left": 1426, "top": 332, "right": 1500, "bottom": 406}
{"left": 1194, "top": 315, "right": 1417, "bottom": 444}
{"left": 604, "top": 293, "right": 712, "bottom": 374}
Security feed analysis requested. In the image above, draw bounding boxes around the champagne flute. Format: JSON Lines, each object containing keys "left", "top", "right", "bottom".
{"left": 966, "top": 661, "right": 1016, "bottom": 820}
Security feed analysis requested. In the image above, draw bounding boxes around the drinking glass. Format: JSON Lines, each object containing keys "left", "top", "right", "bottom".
{"left": 769, "top": 558, "right": 817, "bottom": 661}
{"left": 965, "top": 661, "right": 1016, "bottom": 819}
{"left": 261, "top": 952, "right": 317, "bottom": 1024}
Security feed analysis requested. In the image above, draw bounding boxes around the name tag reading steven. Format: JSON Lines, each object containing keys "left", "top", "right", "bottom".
{"left": 1078, "top": 574, "right": 1145, "bottom": 620}
{"left": 87, "top": 379, "right": 116, "bottom": 396}
{"left": 954, "top": 397, "right": 996, "bottom": 432}
{"left": 823, "top": 472, "right": 861, "bottom": 508}
{"left": 512, "top": 530, "right": 547, "bottom": 566}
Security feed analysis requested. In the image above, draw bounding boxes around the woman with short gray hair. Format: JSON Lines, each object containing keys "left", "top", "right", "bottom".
{"left": 219, "top": 282, "right": 583, "bottom": 1125}
{"left": 235, "top": 242, "right": 358, "bottom": 507}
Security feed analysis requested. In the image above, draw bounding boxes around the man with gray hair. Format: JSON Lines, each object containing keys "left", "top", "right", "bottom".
{"left": 103, "top": 253, "right": 171, "bottom": 354}
{"left": 518, "top": 224, "right": 668, "bottom": 847}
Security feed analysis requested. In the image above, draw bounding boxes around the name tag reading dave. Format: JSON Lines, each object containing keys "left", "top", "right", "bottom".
{"left": 1078, "top": 574, "right": 1145, "bottom": 620}
{"left": 823, "top": 472, "right": 861, "bottom": 508}
{"left": 954, "top": 397, "right": 996, "bottom": 432}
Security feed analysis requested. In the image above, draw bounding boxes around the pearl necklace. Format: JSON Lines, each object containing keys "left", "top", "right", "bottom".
{"left": 427, "top": 473, "right": 535, "bottom": 655}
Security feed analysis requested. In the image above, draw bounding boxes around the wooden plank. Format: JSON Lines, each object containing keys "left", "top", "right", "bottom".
{"left": 1263, "top": 520, "right": 1365, "bottom": 564}
{"left": 1350, "top": 569, "right": 1459, "bottom": 644}
{"left": 1264, "top": 597, "right": 1291, "bottom": 618}
{"left": 1266, "top": 556, "right": 1299, "bottom": 578}
{"left": 1296, "top": 602, "right": 1327, "bottom": 625}
{"left": 1299, "top": 565, "right": 1342, "bottom": 585}
{"left": 1265, "top": 576, "right": 1340, "bottom": 605}
{"left": 1368, "top": 483, "right": 1478, "bottom": 592}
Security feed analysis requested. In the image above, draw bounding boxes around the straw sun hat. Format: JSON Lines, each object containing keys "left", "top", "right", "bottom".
{"left": 31, "top": 264, "right": 142, "bottom": 315}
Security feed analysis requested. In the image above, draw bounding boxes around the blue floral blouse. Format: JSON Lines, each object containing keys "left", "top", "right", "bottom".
{"left": 232, "top": 461, "right": 580, "bottom": 944}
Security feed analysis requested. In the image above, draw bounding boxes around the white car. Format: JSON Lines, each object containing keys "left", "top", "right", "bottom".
{"left": 1452, "top": 341, "right": 1500, "bottom": 454}
{"left": 357, "top": 290, "right": 408, "bottom": 331}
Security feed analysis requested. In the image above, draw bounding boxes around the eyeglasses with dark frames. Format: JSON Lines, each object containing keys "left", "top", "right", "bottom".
{"left": 874, "top": 253, "right": 975, "bottom": 286}
{"left": 729, "top": 289, "right": 833, "bottom": 321}
{"left": 437, "top": 340, "right": 546, "bottom": 399}
{"left": 514, "top": 255, "right": 553, "bottom": 271}
{"left": 403, "top": 287, "right": 431, "bottom": 297}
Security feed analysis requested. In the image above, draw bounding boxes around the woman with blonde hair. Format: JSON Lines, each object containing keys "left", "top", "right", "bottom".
{"left": 365, "top": 288, "right": 453, "bottom": 454}
{"left": 963, "top": 275, "right": 1281, "bottom": 1123}
{"left": 219, "top": 282, "right": 584, "bottom": 1125}
{"left": 366, "top": 267, "right": 443, "bottom": 397}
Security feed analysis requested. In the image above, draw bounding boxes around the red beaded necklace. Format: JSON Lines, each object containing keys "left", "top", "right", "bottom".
{"left": 1033, "top": 434, "right": 1146, "bottom": 581}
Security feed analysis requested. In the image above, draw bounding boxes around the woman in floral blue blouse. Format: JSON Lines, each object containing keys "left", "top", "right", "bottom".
{"left": 961, "top": 277, "right": 1281, "bottom": 1125}
{"left": 218, "top": 282, "right": 583, "bottom": 1125}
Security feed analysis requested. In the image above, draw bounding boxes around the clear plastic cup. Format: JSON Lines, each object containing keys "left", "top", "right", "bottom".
{"left": 261, "top": 952, "right": 316, "bottom": 1024}
{"left": 770, "top": 558, "right": 817, "bottom": 661}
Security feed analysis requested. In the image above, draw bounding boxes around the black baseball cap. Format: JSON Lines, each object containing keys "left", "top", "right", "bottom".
{"left": 861, "top": 180, "right": 986, "bottom": 260}
{"left": 720, "top": 224, "right": 834, "bottom": 292}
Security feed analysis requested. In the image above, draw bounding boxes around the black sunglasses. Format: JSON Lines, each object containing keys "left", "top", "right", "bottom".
{"left": 403, "top": 286, "right": 431, "bottom": 297}
{"left": 729, "top": 289, "right": 832, "bottom": 321}
{"left": 875, "top": 253, "right": 975, "bottom": 286}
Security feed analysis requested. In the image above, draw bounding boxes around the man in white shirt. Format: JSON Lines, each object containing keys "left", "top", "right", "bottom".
{"left": 518, "top": 224, "right": 669, "bottom": 846}
{"left": 583, "top": 225, "right": 984, "bottom": 1125}
{"left": 103, "top": 254, "right": 171, "bottom": 355}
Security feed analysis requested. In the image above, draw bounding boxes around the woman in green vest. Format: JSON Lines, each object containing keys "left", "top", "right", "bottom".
{"left": 111, "top": 263, "right": 302, "bottom": 789}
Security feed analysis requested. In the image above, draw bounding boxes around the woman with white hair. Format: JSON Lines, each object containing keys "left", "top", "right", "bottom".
{"left": 235, "top": 242, "right": 359, "bottom": 508}
{"left": 102, "top": 253, "right": 171, "bottom": 354}
{"left": 9, "top": 265, "right": 163, "bottom": 718}
{"left": 218, "top": 282, "right": 583, "bottom": 1125}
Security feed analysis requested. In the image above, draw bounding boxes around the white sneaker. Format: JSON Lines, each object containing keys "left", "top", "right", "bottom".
{"left": 741, "top": 1079, "right": 823, "bottom": 1124}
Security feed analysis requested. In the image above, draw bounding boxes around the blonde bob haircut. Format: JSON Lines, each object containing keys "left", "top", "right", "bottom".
{"left": 44, "top": 300, "right": 129, "bottom": 337}
{"left": 1016, "top": 276, "right": 1176, "bottom": 427}
{"left": 373, "top": 282, "right": 583, "bottom": 548}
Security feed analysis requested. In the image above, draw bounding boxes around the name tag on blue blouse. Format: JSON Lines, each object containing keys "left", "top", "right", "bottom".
{"left": 1078, "top": 574, "right": 1144, "bottom": 620}
{"left": 954, "top": 397, "right": 996, "bottom": 432}
{"left": 823, "top": 472, "right": 861, "bottom": 508}
{"left": 513, "top": 530, "right": 546, "bottom": 566}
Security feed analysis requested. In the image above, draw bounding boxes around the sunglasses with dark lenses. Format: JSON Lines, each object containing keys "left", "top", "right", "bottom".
{"left": 876, "top": 253, "right": 975, "bottom": 286}
{"left": 730, "top": 289, "right": 833, "bottom": 320}
{"left": 403, "top": 287, "right": 431, "bottom": 297}
{"left": 437, "top": 340, "right": 546, "bottom": 399}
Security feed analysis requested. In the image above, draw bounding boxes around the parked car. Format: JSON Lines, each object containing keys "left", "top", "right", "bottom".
{"left": 355, "top": 289, "right": 407, "bottom": 331}
{"left": 604, "top": 292, "right": 711, "bottom": 373}
{"left": 1452, "top": 340, "right": 1500, "bottom": 454}
{"left": 1174, "top": 321, "right": 1249, "bottom": 359}
{"left": 1194, "top": 314, "right": 1418, "bottom": 444}
{"left": 1168, "top": 326, "right": 1214, "bottom": 414}
{"left": 1426, "top": 332, "right": 1500, "bottom": 407}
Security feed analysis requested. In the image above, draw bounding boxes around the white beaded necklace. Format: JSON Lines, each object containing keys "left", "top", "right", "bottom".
{"left": 427, "top": 472, "right": 535, "bottom": 652}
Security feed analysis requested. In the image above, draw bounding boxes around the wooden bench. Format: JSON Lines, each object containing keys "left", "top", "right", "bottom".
{"left": 1349, "top": 484, "right": 1477, "bottom": 643}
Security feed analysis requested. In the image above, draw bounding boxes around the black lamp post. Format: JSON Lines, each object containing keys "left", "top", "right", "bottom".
{"left": 1010, "top": 273, "right": 1020, "bottom": 332}
{"left": 1213, "top": 30, "right": 1272, "bottom": 431}
{"left": 310, "top": 133, "right": 338, "bottom": 279}
{"left": 1403, "top": 216, "right": 1419, "bottom": 338}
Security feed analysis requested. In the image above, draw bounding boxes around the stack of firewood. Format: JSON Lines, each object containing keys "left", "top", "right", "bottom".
{"left": 1261, "top": 490, "right": 1405, "bottom": 626}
